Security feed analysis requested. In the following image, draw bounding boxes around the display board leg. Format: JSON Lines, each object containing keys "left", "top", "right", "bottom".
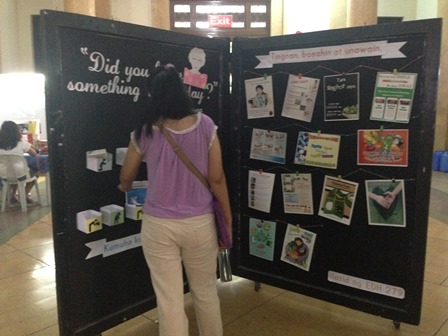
{"left": 254, "top": 282, "right": 262, "bottom": 292}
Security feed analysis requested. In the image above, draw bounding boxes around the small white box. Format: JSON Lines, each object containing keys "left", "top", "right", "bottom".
{"left": 100, "top": 204, "right": 125, "bottom": 226}
{"left": 77, "top": 210, "right": 103, "bottom": 234}
{"left": 115, "top": 147, "right": 128, "bottom": 166}
{"left": 86, "top": 149, "right": 113, "bottom": 172}
{"left": 126, "top": 204, "right": 144, "bottom": 220}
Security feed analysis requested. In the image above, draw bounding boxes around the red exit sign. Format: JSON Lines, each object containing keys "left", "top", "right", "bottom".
{"left": 208, "top": 15, "right": 233, "bottom": 28}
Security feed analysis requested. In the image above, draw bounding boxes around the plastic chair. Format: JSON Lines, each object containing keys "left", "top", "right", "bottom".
{"left": 0, "top": 153, "right": 41, "bottom": 213}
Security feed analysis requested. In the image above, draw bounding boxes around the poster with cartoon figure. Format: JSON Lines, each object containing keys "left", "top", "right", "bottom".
{"left": 282, "top": 75, "right": 319, "bottom": 122}
{"left": 366, "top": 179, "right": 406, "bottom": 227}
{"left": 245, "top": 76, "right": 275, "bottom": 119}
{"left": 281, "top": 224, "right": 316, "bottom": 272}
{"left": 250, "top": 128, "right": 287, "bottom": 164}
{"left": 358, "top": 129, "right": 409, "bottom": 166}
{"left": 183, "top": 47, "right": 208, "bottom": 89}
{"left": 249, "top": 218, "right": 276, "bottom": 261}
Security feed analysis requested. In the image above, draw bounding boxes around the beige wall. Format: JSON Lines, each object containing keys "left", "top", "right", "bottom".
{"left": 435, "top": 0, "right": 448, "bottom": 150}
{"left": 271, "top": 0, "right": 283, "bottom": 36}
{"left": 0, "top": 0, "right": 64, "bottom": 72}
{"left": 110, "top": 0, "right": 151, "bottom": 26}
{"left": 0, "top": 0, "right": 19, "bottom": 71}
{"left": 0, "top": 0, "right": 151, "bottom": 73}
{"left": 378, "top": 0, "right": 417, "bottom": 21}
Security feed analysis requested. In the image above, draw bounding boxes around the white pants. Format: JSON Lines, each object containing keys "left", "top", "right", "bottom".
{"left": 141, "top": 213, "right": 223, "bottom": 336}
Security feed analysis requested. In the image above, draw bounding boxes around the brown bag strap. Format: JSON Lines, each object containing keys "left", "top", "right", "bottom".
{"left": 157, "top": 122, "right": 211, "bottom": 192}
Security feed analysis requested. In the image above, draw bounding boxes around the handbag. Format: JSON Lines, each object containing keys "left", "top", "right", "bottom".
{"left": 157, "top": 123, "right": 233, "bottom": 249}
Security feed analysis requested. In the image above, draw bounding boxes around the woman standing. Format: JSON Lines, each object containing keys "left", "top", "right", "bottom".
{"left": 0, "top": 120, "right": 38, "bottom": 205}
{"left": 118, "top": 64, "right": 232, "bottom": 336}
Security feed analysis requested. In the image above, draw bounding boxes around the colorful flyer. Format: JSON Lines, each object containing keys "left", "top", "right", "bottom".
{"left": 358, "top": 129, "right": 409, "bottom": 167}
{"left": 281, "top": 224, "right": 316, "bottom": 272}
{"left": 294, "top": 131, "right": 340, "bottom": 169}
{"left": 324, "top": 73, "right": 360, "bottom": 121}
{"left": 370, "top": 72, "right": 417, "bottom": 123}
{"left": 249, "top": 218, "right": 276, "bottom": 261}
{"left": 245, "top": 76, "right": 275, "bottom": 119}
{"left": 365, "top": 180, "right": 406, "bottom": 227}
{"left": 281, "top": 173, "right": 314, "bottom": 214}
{"left": 318, "top": 176, "right": 358, "bottom": 225}
{"left": 250, "top": 128, "right": 287, "bottom": 164}
{"left": 281, "top": 75, "right": 319, "bottom": 122}
{"left": 248, "top": 170, "right": 276, "bottom": 213}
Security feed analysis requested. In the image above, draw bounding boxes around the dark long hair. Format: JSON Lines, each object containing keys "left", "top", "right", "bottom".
{"left": 0, "top": 121, "right": 22, "bottom": 150}
{"left": 135, "top": 64, "right": 194, "bottom": 138}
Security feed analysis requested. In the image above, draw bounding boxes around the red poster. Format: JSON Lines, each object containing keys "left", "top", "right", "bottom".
{"left": 357, "top": 129, "right": 409, "bottom": 166}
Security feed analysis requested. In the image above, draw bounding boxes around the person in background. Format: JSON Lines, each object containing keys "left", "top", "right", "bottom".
{"left": 118, "top": 64, "right": 232, "bottom": 336}
{"left": 0, "top": 120, "right": 38, "bottom": 205}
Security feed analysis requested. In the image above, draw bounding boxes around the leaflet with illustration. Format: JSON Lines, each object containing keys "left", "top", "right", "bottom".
{"left": 281, "top": 224, "right": 316, "bottom": 272}
{"left": 249, "top": 218, "right": 276, "bottom": 261}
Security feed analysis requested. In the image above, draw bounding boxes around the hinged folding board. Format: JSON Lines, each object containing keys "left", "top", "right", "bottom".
{"left": 37, "top": 10, "right": 230, "bottom": 336}
{"left": 37, "top": 8, "right": 440, "bottom": 335}
{"left": 229, "top": 18, "right": 441, "bottom": 326}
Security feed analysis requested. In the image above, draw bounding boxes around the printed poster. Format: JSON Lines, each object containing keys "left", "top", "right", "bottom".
{"left": 365, "top": 180, "right": 406, "bottom": 227}
{"left": 250, "top": 128, "right": 287, "bottom": 164}
{"left": 249, "top": 218, "right": 276, "bottom": 261}
{"left": 294, "top": 131, "right": 340, "bottom": 169}
{"left": 281, "top": 224, "right": 316, "bottom": 272}
{"left": 324, "top": 73, "right": 360, "bottom": 121}
{"left": 358, "top": 129, "right": 409, "bottom": 167}
{"left": 245, "top": 76, "right": 275, "bottom": 119}
{"left": 281, "top": 173, "right": 314, "bottom": 214}
{"left": 281, "top": 75, "right": 319, "bottom": 122}
{"left": 318, "top": 176, "right": 358, "bottom": 225}
{"left": 248, "top": 170, "right": 276, "bottom": 213}
{"left": 370, "top": 72, "right": 417, "bottom": 123}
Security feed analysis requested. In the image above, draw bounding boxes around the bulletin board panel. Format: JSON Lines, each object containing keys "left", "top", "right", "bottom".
{"left": 38, "top": 10, "right": 230, "bottom": 336}
{"left": 229, "top": 19, "right": 441, "bottom": 326}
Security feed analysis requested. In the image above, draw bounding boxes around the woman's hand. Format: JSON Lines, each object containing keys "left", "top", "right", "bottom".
{"left": 370, "top": 193, "right": 391, "bottom": 209}
{"left": 117, "top": 183, "right": 132, "bottom": 192}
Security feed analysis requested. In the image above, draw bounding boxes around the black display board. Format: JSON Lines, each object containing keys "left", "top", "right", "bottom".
{"left": 229, "top": 19, "right": 441, "bottom": 326}
{"left": 38, "top": 10, "right": 229, "bottom": 335}
{"left": 38, "top": 9, "right": 441, "bottom": 334}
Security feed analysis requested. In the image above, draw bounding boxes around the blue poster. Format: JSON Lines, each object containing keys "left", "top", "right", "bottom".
{"left": 249, "top": 218, "right": 276, "bottom": 261}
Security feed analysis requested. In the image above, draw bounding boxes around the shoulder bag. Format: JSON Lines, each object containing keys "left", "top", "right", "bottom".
{"left": 157, "top": 123, "right": 233, "bottom": 249}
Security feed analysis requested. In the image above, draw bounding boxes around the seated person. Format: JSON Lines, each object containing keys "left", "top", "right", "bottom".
{"left": 0, "top": 121, "right": 38, "bottom": 205}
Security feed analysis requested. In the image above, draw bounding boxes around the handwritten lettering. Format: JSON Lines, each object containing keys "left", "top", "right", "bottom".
{"left": 88, "top": 52, "right": 120, "bottom": 74}
{"left": 187, "top": 86, "right": 204, "bottom": 105}
{"left": 124, "top": 66, "right": 150, "bottom": 83}
{"left": 67, "top": 76, "right": 140, "bottom": 102}
{"left": 65, "top": 48, "right": 152, "bottom": 103}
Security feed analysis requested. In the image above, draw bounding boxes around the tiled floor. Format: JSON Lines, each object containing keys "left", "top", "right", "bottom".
{"left": 1, "top": 172, "right": 447, "bottom": 336}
